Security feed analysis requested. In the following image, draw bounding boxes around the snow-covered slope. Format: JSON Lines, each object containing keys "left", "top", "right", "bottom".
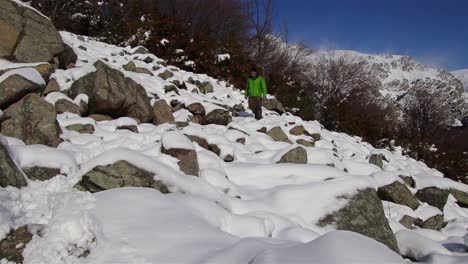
{"left": 1, "top": 32, "right": 468, "bottom": 263}
{"left": 452, "top": 69, "right": 468, "bottom": 92}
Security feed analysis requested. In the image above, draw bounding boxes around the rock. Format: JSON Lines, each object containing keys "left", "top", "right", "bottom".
{"left": 117, "top": 125, "right": 138, "bottom": 133}
{"left": 202, "top": 109, "right": 232, "bottom": 126}
{"left": 310, "top": 133, "right": 321, "bottom": 141}
{"left": 143, "top": 56, "right": 153, "bottom": 63}
{"left": 164, "top": 84, "right": 179, "bottom": 94}
{"left": 69, "top": 60, "right": 153, "bottom": 123}
{"left": 236, "top": 138, "right": 246, "bottom": 144}
{"left": 133, "top": 46, "right": 148, "bottom": 54}
{"left": 0, "top": 0, "right": 64, "bottom": 62}
{"left": 0, "top": 140, "right": 27, "bottom": 188}
{"left": 296, "top": 139, "right": 314, "bottom": 147}
{"left": 152, "top": 99, "right": 174, "bottom": 125}
{"left": 57, "top": 44, "right": 77, "bottom": 69}
{"left": 189, "top": 115, "right": 203, "bottom": 124}
{"left": 399, "top": 215, "right": 423, "bottom": 229}
{"left": 66, "top": 123, "right": 95, "bottom": 134}
{"left": 157, "top": 60, "right": 167, "bottom": 67}
{"left": 75, "top": 160, "right": 169, "bottom": 193}
{"left": 209, "top": 144, "right": 221, "bottom": 156}
{"left": 135, "top": 67, "right": 154, "bottom": 76}
{"left": 191, "top": 88, "right": 199, "bottom": 94}
{"left": 1, "top": 93, "right": 61, "bottom": 147}
{"left": 0, "top": 226, "right": 33, "bottom": 263}
{"left": 161, "top": 146, "right": 199, "bottom": 176}
{"left": 0, "top": 73, "right": 43, "bottom": 109}
{"left": 78, "top": 45, "right": 87, "bottom": 51}
{"left": 289, "top": 125, "right": 305, "bottom": 136}
{"left": 158, "top": 70, "right": 174, "bottom": 80}
{"left": 42, "top": 78, "right": 60, "bottom": 96}
{"left": 55, "top": 99, "right": 81, "bottom": 115}
{"left": 318, "top": 188, "right": 400, "bottom": 253}
{"left": 233, "top": 103, "right": 245, "bottom": 112}
{"left": 33, "top": 63, "right": 54, "bottom": 80}
{"left": 277, "top": 146, "right": 307, "bottom": 164}
{"left": 377, "top": 181, "right": 420, "bottom": 210}
{"left": 257, "top": 127, "right": 267, "bottom": 133}
{"left": 421, "top": 215, "right": 445, "bottom": 231}
{"left": 152, "top": 65, "right": 161, "bottom": 71}
{"left": 123, "top": 61, "right": 153, "bottom": 76}
{"left": 369, "top": 154, "right": 384, "bottom": 169}
{"left": 87, "top": 114, "right": 113, "bottom": 122}
{"left": 186, "top": 135, "right": 209, "bottom": 150}
{"left": 23, "top": 166, "right": 60, "bottom": 181}
{"left": 415, "top": 187, "right": 449, "bottom": 211}
{"left": 399, "top": 175, "right": 415, "bottom": 188}
{"left": 196, "top": 81, "right": 214, "bottom": 94}
{"left": 186, "top": 102, "right": 205, "bottom": 115}
{"left": 174, "top": 121, "right": 189, "bottom": 129}
{"left": 449, "top": 189, "right": 468, "bottom": 208}
{"left": 267, "top": 126, "right": 289, "bottom": 142}
{"left": 262, "top": 98, "right": 285, "bottom": 113}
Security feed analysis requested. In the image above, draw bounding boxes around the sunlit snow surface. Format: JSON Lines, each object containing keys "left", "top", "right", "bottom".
{"left": 0, "top": 32, "right": 468, "bottom": 263}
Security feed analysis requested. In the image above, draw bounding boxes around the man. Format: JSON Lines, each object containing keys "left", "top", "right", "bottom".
{"left": 245, "top": 69, "right": 267, "bottom": 120}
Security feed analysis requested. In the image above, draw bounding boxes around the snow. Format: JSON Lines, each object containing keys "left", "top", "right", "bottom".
{"left": 451, "top": 69, "right": 468, "bottom": 92}
{"left": 1, "top": 30, "right": 468, "bottom": 263}
{"left": 0, "top": 67, "right": 45, "bottom": 85}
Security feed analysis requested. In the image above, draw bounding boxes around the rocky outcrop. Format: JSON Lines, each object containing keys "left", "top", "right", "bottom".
{"left": 23, "top": 166, "right": 60, "bottom": 181}
{"left": 415, "top": 187, "right": 449, "bottom": 211}
{"left": 0, "top": 226, "right": 33, "bottom": 263}
{"left": 277, "top": 146, "right": 307, "bottom": 164}
{"left": 318, "top": 188, "right": 400, "bottom": 253}
{"left": 75, "top": 161, "right": 169, "bottom": 193}
{"left": 0, "top": 72, "right": 44, "bottom": 109}
{"left": 0, "top": 0, "right": 64, "bottom": 63}
{"left": 203, "top": 109, "right": 232, "bottom": 126}
{"left": 1, "top": 93, "right": 61, "bottom": 147}
{"left": 0, "top": 140, "right": 27, "bottom": 188}
{"left": 377, "top": 181, "right": 419, "bottom": 210}
{"left": 69, "top": 60, "right": 153, "bottom": 123}
{"left": 152, "top": 99, "right": 174, "bottom": 125}
{"left": 262, "top": 98, "right": 285, "bottom": 113}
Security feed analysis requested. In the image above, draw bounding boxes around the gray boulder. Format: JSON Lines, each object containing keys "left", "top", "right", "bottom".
{"left": 158, "top": 70, "right": 174, "bottom": 80}
{"left": 369, "top": 154, "right": 384, "bottom": 169}
{"left": 0, "top": 226, "right": 33, "bottom": 263}
{"left": 0, "top": 140, "right": 27, "bottom": 188}
{"left": 449, "top": 189, "right": 468, "bottom": 208}
{"left": 69, "top": 60, "right": 153, "bottom": 123}
{"left": 318, "top": 188, "right": 400, "bottom": 253}
{"left": 162, "top": 146, "right": 199, "bottom": 176}
{"left": 262, "top": 98, "right": 285, "bottom": 113}
{"left": 196, "top": 81, "right": 214, "bottom": 94}
{"left": 0, "top": 0, "right": 64, "bottom": 62}
{"left": 23, "top": 167, "right": 60, "bottom": 181}
{"left": 415, "top": 187, "right": 449, "bottom": 211}
{"left": 421, "top": 215, "right": 445, "bottom": 231}
{"left": 277, "top": 146, "right": 307, "bottom": 164}
{"left": 55, "top": 99, "right": 81, "bottom": 115}
{"left": 296, "top": 139, "right": 314, "bottom": 147}
{"left": 123, "top": 61, "right": 153, "bottom": 76}
{"left": 0, "top": 72, "right": 44, "bottom": 109}
{"left": 75, "top": 160, "right": 169, "bottom": 193}
{"left": 152, "top": 99, "right": 174, "bottom": 125}
{"left": 289, "top": 125, "right": 305, "bottom": 136}
{"left": 267, "top": 127, "right": 289, "bottom": 142}
{"left": 1, "top": 93, "right": 61, "bottom": 147}
{"left": 377, "top": 181, "right": 420, "bottom": 210}
{"left": 203, "top": 109, "right": 232, "bottom": 126}
{"left": 399, "top": 215, "right": 422, "bottom": 229}
{"left": 186, "top": 102, "right": 205, "bottom": 116}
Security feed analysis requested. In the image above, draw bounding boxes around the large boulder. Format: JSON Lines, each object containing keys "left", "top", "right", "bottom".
{"left": 0, "top": 226, "right": 33, "bottom": 263}
{"left": 318, "top": 188, "right": 399, "bottom": 253}
{"left": 0, "top": 71, "right": 44, "bottom": 109}
{"left": 277, "top": 146, "right": 307, "bottom": 164}
{"left": 1, "top": 93, "right": 61, "bottom": 147}
{"left": 152, "top": 99, "right": 174, "bottom": 125}
{"left": 377, "top": 181, "right": 420, "bottom": 210}
{"left": 262, "top": 98, "right": 285, "bottom": 113}
{"left": 415, "top": 187, "right": 449, "bottom": 211}
{"left": 0, "top": 0, "right": 64, "bottom": 62}
{"left": 75, "top": 161, "right": 169, "bottom": 193}
{"left": 196, "top": 81, "right": 214, "bottom": 94}
{"left": 0, "top": 139, "right": 27, "bottom": 188}
{"left": 202, "top": 109, "right": 232, "bottom": 126}
{"left": 69, "top": 60, "right": 153, "bottom": 123}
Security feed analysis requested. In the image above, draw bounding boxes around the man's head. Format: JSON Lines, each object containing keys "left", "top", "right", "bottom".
{"left": 250, "top": 69, "right": 258, "bottom": 78}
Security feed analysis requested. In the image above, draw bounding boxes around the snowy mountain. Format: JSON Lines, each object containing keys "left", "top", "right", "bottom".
{"left": 452, "top": 69, "right": 468, "bottom": 92}
{"left": 1, "top": 1, "right": 468, "bottom": 263}
{"left": 307, "top": 50, "right": 466, "bottom": 120}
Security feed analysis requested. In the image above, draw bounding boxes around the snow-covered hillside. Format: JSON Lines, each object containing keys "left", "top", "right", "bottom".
{"left": 1, "top": 30, "right": 468, "bottom": 264}
{"left": 452, "top": 69, "right": 468, "bottom": 92}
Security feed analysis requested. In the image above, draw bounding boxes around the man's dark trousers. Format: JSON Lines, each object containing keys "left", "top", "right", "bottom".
{"left": 248, "top": 97, "right": 262, "bottom": 120}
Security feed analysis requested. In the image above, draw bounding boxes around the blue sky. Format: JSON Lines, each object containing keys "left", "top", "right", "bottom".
{"left": 273, "top": 0, "right": 468, "bottom": 70}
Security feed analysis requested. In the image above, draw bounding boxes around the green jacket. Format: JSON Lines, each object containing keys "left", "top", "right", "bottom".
{"left": 245, "top": 76, "right": 267, "bottom": 97}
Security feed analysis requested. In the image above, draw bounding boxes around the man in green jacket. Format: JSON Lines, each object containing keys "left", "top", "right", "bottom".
{"left": 245, "top": 69, "right": 267, "bottom": 120}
